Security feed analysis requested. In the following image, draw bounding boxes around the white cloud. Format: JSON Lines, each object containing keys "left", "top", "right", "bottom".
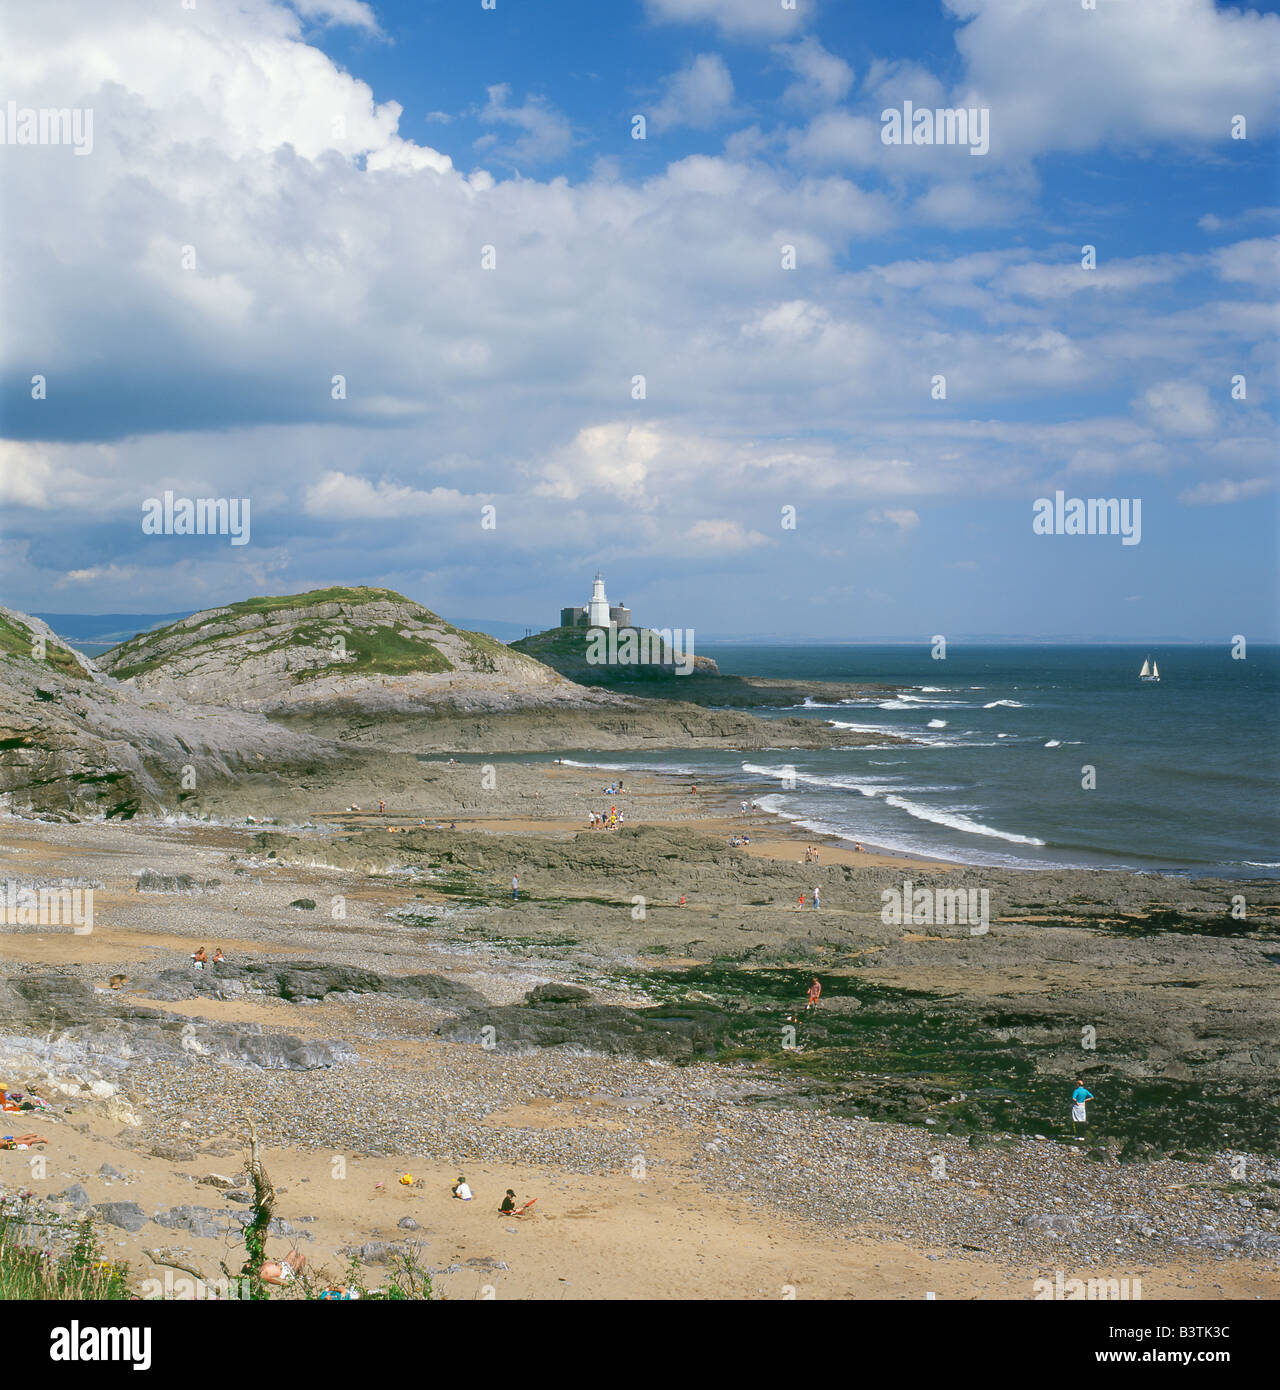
{"left": 0, "top": 443, "right": 55, "bottom": 508}
{"left": 0, "top": 0, "right": 1273, "bottom": 625}
{"left": 944, "top": 0, "right": 1280, "bottom": 157}
{"left": 650, "top": 54, "right": 735, "bottom": 133}
{"left": 1179, "top": 477, "right": 1274, "bottom": 506}
{"left": 303, "top": 472, "right": 475, "bottom": 519}
{"left": 685, "top": 519, "right": 770, "bottom": 550}
{"left": 867, "top": 508, "right": 920, "bottom": 533}
{"left": 645, "top": 0, "right": 805, "bottom": 41}
{"left": 535, "top": 423, "right": 667, "bottom": 505}
{"left": 1136, "top": 381, "right": 1216, "bottom": 438}
{"left": 1211, "top": 236, "right": 1280, "bottom": 290}
{"left": 58, "top": 563, "right": 138, "bottom": 586}
{"left": 776, "top": 37, "right": 853, "bottom": 107}
{"left": 289, "top": 0, "right": 382, "bottom": 34}
{"left": 475, "top": 84, "right": 573, "bottom": 166}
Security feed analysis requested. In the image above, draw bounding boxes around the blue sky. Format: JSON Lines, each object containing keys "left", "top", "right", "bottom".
{"left": 1, "top": 0, "right": 1277, "bottom": 640}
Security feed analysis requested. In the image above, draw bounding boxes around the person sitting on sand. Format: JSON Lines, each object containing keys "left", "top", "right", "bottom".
{"left": 254, "top": 1250, "right": 306, "bottom": 1286}
{"left": 452, "top": 1176, "right": 473, "bottom": 1201}
{"left": 213, "top": 948, "right": 225, "bottom": 965}
{"left": 192, "top": 946, "right": 207, "bottom": 971}
{"left": 499, "top": 1190, "right": 537, "bottom": 1216}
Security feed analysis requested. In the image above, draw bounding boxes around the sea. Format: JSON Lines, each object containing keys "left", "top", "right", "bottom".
{"left": 549, "top": 644, "right": 1280, "bottom": 879}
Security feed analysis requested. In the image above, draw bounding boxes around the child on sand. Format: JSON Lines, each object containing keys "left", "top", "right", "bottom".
{"left": 452, "top": 1175, "right": 473, "bottom": 1201}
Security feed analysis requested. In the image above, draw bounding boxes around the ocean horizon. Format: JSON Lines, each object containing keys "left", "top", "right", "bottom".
{"left": 509, "top": 643, "right": 1279, "bottom": 880}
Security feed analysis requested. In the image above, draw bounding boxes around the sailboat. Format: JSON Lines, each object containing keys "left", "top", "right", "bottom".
{"left": 1139, "top": 657, "right": 1160, "bottom": 682}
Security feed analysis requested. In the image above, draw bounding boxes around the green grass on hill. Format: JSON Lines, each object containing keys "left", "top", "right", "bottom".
{"left": 0, "top": 611, "right": 89, "bottom": 681}
{"left": 106, "top": 586, "right": 516, "bottom": 682}
{"left": 293, "top": 623, "right": 453, "bottom": 679}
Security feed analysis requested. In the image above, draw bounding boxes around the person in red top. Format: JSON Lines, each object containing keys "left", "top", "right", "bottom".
{"left": 806, "top": 977, "right": 822, "bottom": 1011}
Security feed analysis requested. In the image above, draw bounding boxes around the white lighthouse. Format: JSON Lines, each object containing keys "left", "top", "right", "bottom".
{"left": 560, "top": 574, "right": 631, "bottom": 629}
{"left": 587, "top": 572, "right": 613, "bottom": 628}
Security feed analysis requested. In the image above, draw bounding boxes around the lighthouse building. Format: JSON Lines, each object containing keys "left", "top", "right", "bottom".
{"left": 560, "top": 573, "right": 632, "bottom": 630}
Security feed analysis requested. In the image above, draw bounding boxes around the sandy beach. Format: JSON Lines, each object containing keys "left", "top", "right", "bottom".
{"left": 1, "top": 756, "right": 1276, "bottom": 1300}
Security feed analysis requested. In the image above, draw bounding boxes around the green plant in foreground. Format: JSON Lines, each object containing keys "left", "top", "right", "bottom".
{"left": 0, "top": 1199, "right": 130, "bottom": 1300}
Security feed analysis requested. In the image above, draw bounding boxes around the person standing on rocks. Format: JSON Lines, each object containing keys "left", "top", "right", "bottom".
{"left": 806, "top": 977, "right": 822, "bottom": 1011}
{"left": 1071, "top": 1080, "right": 1093, "bottom": 1136}
{"left": 813, "top": 885, "right": 820, "bottom": 910}
{"left": 512, "top": 874, "right": 519, "bottom": 901}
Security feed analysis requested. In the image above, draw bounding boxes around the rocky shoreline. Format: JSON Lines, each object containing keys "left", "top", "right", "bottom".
{"left": 1, "top": 774, "right": 1277, "bottom": 1297}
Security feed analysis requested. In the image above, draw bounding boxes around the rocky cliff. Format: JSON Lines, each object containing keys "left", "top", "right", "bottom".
{"left": 98, "top": 587, "right": 586, "bottom": 715}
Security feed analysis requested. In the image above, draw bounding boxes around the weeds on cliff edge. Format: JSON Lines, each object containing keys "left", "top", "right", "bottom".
{"left": 0, "top": 1197, "right": 130, "bottom": 1299}
{"left": 236, "top": 1120, "right": 275, "bottom": 1300}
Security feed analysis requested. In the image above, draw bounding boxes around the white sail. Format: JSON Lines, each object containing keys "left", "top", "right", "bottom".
{"left": 1151, "top": 661, "right": 1159, "bottom": 679}
{"left": 1139, "top": 659, "right": 1150, "bottom": 677}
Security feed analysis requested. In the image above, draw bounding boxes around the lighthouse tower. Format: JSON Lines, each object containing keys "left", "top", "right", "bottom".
{"left": 587, "top": 572, "right": 613, "bottom": 628}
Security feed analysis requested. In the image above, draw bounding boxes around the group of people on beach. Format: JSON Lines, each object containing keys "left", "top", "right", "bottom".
{"left": 588, "top": 806, "right": 625, "bottom": 830}
{"left": 453, "top": 1174, "right": 537, "bottom": 1216}
{"left": 191, "top": 946, "right": 225, "bottom": 970}
{"left": 803, "top": 844, "right": 821, "bottom": 864}
{"left": 796, "top": 886, "right": 820, "bottom": 910}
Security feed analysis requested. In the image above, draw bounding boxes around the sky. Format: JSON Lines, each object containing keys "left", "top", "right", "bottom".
{"left": 1, "top": 0, "right": 1277, "bottom": 641}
